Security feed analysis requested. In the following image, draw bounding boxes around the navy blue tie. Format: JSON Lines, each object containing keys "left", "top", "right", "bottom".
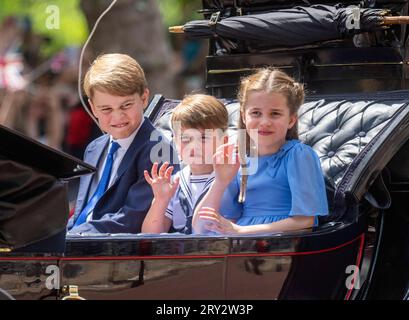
{"left": 73, "top": 141, "right": 120, "bottom": 227}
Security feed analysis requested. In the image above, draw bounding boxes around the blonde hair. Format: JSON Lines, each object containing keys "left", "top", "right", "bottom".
{"left": 171, "top": 94, "right": 228, "bottom": 132}
{"left": 83, "top": 53, "right": 147, "bottom": 99}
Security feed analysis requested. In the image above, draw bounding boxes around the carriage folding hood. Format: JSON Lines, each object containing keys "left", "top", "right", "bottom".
{"left": 0, "top": 124, "right": 94, "bottom": 251}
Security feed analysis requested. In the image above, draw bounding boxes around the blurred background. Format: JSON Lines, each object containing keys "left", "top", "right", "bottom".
{"left": 0, "top": 0, "right": 205, "bottom": 158}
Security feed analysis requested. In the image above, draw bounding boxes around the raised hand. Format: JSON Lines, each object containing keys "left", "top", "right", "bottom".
{"left": 144, "top": 162, "right": 179, "bottom": 201}
{"left": 213, "top": 136, "right": 241, "bottom": 187}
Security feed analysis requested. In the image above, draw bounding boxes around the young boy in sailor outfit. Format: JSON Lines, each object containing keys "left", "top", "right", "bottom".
{"left": 142, "top": 94, "right": 228, "bottom": 234}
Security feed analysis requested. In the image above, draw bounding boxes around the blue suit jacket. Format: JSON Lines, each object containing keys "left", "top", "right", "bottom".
{"left": 67, "top": 118, "right": 178, "bottom": 234}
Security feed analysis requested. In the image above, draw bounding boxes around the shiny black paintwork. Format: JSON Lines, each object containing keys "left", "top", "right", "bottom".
{"left": 206, "top": 47, "right": 407, "bottom": 99}
{"left": 0, "top": 214, "right": 368, "bottom": 300}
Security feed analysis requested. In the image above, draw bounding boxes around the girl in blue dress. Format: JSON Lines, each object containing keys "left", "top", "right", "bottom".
{"left": 192, "top": 68, "right": 328, "bottom": 235}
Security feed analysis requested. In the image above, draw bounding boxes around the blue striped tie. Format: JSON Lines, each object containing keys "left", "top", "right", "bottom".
{"left": 73, "top": 141, "right": 120, "bottom": 227}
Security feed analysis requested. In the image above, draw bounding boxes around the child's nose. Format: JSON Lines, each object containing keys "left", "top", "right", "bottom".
{"left": 112, "top": 110, "right": 126, "bottom": 121}
{"left": 260, "top": 116, "right": 272, "bottom": 127}
{"left": 192, "top": 142, "right": 203, "bottom": 155}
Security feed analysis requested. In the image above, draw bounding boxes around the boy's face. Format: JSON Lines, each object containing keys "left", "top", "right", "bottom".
{"left": 174, "top": 127, "right": 225, "bottom": 166}
{"left": 89, "top": 89, "right": 149, "bottom": 139}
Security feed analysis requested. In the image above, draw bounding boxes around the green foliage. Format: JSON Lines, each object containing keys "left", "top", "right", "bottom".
{"left": 0, "top": 0, "right": 203, "bottom": 57}
{"left": 0, "top": 0, "right": 88, "bottom": 57}
{"left": 159, "top": 0, "right": 202, "bottom": 26}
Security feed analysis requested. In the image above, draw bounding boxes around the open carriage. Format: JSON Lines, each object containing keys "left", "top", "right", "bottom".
{"left": 0, "top": 0, "right": 408, "bottom": 300}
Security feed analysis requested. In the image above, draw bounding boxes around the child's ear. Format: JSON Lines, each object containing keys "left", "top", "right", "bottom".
{"left": 88, "top": 98, "right": 98, "bottom": 119}
{"left": 289, "top": 114, "right": 298, "bottom": 129}
{"left": 141, "top": 89, "right": 150, "bottom": 108}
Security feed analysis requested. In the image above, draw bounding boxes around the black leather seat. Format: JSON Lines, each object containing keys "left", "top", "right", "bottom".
{"left": 298, "top": 96, "right": 403, "bottom": 192}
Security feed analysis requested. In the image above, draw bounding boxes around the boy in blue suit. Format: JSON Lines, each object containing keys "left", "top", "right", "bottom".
{"left": 67, "top": 53, "right": 177, "bottom": 234}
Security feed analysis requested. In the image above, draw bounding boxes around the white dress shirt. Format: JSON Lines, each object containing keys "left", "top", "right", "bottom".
{"left": 86, "top": 117, "right": 145, "bottom": 221}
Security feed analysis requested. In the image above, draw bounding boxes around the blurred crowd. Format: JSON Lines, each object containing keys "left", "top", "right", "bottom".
{"left": 0, "top": 15, "right": 100, "bottom": 158}
{"left": 0, "top": 15, "right": 207, "bottom": 159}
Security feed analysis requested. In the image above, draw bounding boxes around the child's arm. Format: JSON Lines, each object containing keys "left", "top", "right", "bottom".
{"left": 142, "top": 198, "right": 173, "bottom": 233}
{"left": 141, "top": 162, "right": 179, "bottom": 233}
{"left": 193, "top": 141, "right": 240, "bottom": 234}
{"left": 199, "top": 207, "right": 314, "bottom": 235}
{"left": 192, "top": 180, "right": 230, "bottom": 234}
{"left": 238, "top": 216, "right": 315, "bottom": 234}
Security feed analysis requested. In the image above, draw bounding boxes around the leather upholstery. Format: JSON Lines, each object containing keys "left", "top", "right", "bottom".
{"left": 298, "top": 97, "right": 404, "bottom": 191}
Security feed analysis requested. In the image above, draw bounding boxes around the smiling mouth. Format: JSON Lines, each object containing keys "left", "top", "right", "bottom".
{"left": 258, "top": 131, "right": 273, "bottom": 136}
{"left": 112, "top": 123, "right": 129, "bottom": 128}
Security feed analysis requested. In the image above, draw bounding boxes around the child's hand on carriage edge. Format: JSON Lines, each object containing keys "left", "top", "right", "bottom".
{"left": 198, "top": 207, "right": 241, "bottom": 235}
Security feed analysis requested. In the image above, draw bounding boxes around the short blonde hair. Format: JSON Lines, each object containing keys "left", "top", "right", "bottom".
{"left": 171, "top": 94, "right": 228, "bottom": 132}
{"left": 83, "top": 53, "right": 147, "bottom": 99}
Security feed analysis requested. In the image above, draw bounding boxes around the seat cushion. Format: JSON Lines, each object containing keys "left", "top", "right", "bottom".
{"left": 298, "top": 98, "right": 403, "bottom": 191}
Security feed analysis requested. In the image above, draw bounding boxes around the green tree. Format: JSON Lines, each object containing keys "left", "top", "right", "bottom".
{"left": 0, "top": 0, "right": 88, "bottom": 57}
{"left": 159, "top": 0, "right": 202, "bottom": 27}
{"left": 80, "top": 0, "right": 177, "bottom": 97}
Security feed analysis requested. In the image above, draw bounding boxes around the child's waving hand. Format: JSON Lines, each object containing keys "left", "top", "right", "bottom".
{"left": 213, "top": 136, "right": 241, "bottom": 187}
{"left": 144, "top": 162, "right": 179, "bottom": 201}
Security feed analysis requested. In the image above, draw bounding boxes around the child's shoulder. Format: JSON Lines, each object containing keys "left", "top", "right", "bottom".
{"left": 85, "top": 134, "right": 109, "bottom": 153}
{"left": 285, "top": 139, "right": 319, "bottom": 160}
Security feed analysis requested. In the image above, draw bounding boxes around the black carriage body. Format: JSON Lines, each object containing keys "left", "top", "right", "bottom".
{"left": 0, "top": 222, "right": 366, "bottom": 300}
{"left": 1, "top": 1, "right": 409, "bottom": 300}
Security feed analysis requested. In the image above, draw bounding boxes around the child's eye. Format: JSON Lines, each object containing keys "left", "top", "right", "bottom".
{"left": 251, "top": 111, "right": 261, "bottom": 116}
{"left": 121, "top": 103, "right": 132, "bottom": 109}
{"left": 101, "top": 108, "right": 112, "bottom": 113}
{"left": 181, "top": 136, "right": 192, "bottom": 143}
